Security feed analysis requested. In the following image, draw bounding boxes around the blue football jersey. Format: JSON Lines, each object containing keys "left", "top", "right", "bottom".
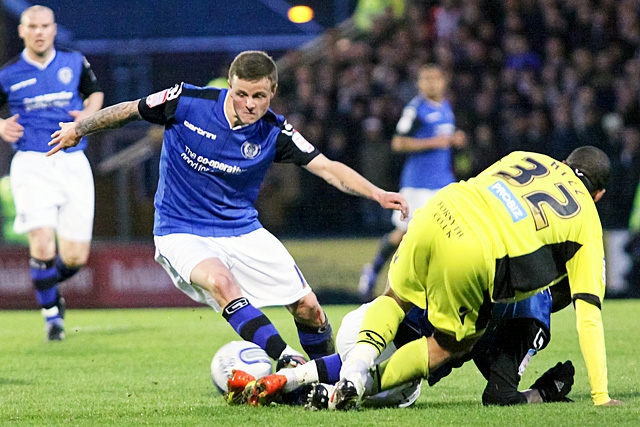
{"left": 138, "top": 83, "right": 320, "bottom": 237}
{"left": 395, "top": 96, "right": 457, "bottom": 189}
{"left": 0, "top": 49, "right": 101, "bottom": 152}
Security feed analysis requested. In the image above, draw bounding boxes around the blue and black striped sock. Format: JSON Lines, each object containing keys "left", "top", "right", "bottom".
{"left": 316, "top": 353, "right": 342, "bottom": 383}
{"left": 222, "top": 297, "right": 287, "bottom": 360}
{"left": 30, "top": 257, "right": 60, "bottom": 310}
{"left": 295, "top": 314, "right": 335, "bottom": 360}
{"left": 30, "top": 256, "right": 79, "bottom": 311}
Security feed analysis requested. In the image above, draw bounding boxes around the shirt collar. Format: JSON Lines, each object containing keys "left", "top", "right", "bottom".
{"left": 22, "top": 48, "right": 57, "bottom": 70}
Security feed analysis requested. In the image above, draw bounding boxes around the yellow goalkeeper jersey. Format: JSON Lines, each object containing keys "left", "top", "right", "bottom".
{"left": 447, "top": 150, "right": 610, "bottom": 404}
{"left": 452, "top": 150, "right": 605, "bottom": 305}
{"left": 388, "top": 150, "right": 610, "bottom": 403}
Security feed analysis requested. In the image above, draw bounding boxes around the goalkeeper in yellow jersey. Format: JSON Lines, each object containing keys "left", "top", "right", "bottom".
{"left": 337, "top": 146, "right": 622, "bottom": 409}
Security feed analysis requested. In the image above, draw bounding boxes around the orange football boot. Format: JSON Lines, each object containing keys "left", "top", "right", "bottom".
{"left": 225, "top": 370, "right": 256, "bottom": 405}
{"left": 247, "top": 374, "right": 289, "bottom": 406}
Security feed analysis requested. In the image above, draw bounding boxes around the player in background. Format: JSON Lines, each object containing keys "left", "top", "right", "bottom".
{"left": 359, "top": 64, "right": 466, "bottom": 301}
{"left": 338, "top": 146, "right": 622, "bottom": 408}
{"left": 0, "top": 5, "right": 103, "bottom": 340}
{"left": 233, "top": 286, "right": 574, "bottom": 408}
{"left": 46, "top": 51, "right": 408, "bottom": 367}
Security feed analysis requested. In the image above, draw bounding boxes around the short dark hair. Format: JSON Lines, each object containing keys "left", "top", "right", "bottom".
{"left": 228, "top": 51, "right": 277, "bottom": 90}
{"left": 565, "top": 146, "right": 611, "bottom": 192}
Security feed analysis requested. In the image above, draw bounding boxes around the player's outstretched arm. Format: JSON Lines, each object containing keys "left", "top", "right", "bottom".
{"left": 304, "top": 154, "right": 409, "bottom": 219}
{"left": 574, "top": 298, "right": 622, "bottom": 406}
{"left": 47, "top": 100, "right": 142, "bottom": 156}
{"left": 391, "top": 134, "right": 453, "bottom": 153}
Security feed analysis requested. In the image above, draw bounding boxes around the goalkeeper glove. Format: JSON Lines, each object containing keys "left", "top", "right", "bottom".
{"left": 530, "top": 360, "right": 575, "bottom": 402}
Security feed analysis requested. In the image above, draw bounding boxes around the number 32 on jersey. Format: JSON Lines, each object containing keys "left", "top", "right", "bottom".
{"left": 492, "top": 157, "right": 581, "bottom": 231}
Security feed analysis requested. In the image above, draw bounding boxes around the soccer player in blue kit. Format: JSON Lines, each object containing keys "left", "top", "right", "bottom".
{"left": 359, "top": 64, "right": 466, "bottom": 301}
{"left": 0, "top": 5, "right": 104, "bottom": 340}
{"left": 47, "top": 50, "right": 409, "bottom": 366}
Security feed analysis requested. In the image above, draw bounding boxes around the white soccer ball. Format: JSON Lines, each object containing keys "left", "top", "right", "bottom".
{"left": 210, "top": 340, "right": 272, "bottom": 393}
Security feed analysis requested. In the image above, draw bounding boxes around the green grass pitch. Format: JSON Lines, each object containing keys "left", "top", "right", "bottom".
{"left": 0, "top": 238, "right": 638, "bottom": 426}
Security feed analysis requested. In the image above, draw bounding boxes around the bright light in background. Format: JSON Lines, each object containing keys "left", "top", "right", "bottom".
{"left": 288, "top": 5, "right": 314, "bottom": 24}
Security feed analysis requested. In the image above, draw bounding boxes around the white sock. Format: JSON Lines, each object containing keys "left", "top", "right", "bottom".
{"left": 343, "top": 344, "right": 378, "bottom": 371}
{"left": 280, "top": 360, "right": 320, "bottom": 393}
{"left": 339, "top": 359, "right": 369, "bottom": 396}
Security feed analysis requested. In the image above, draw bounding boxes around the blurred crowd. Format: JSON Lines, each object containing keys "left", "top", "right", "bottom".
{"left": 260, "top": 0, "right": 640, "bottom": 238}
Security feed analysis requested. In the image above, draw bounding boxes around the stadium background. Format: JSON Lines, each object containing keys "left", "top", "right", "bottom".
{"left": 0, "top": 0, "right": 639, "bottom": 309}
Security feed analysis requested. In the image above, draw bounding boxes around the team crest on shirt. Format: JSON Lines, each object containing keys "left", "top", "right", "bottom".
{"left": 57, "top": 67, "right": 73, "bottom": 84}
{"left": 241, "top": 141, "right": 261, "bottom": 159}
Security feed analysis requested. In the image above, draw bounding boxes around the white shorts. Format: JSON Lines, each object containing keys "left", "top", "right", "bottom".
{"left": 391, "top": 187, "right": 440, "bottom": 231}
{"left": 10, "top": 150, "right": 94, "bottom": 241}
{"left": 336, "top": 303, "right": 422, "bottom": 408}
{"left": 336, "top": 302, "right": 398, "bottom": 363}
{"left": 154, "top": 228, "right": 312, "bottom": 311}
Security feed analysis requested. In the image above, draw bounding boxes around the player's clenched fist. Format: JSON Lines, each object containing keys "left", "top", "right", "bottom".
{"left": 0, "top": 114, "right": 25, "bottom": 143}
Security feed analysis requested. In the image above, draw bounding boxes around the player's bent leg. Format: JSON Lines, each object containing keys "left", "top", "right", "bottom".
{"left": 191, "top": 259, "right": 294, "bottom": 362}
{"left": 222, "top": 296, "right": 294, "bottom": 361}
{"left": 57, "top": 237, "right": 91, "bottom": 267}
{"left": 477, "top": 318, "right": 551, "bottom": 406}
{"left": 378, "top": 336, "right": 431, "bottom": 391}
{"left": 28, "top": 228, "right": 73, "bottom": 341}
{"left": 31, "top": 257, "right": 66, "bottom": 341}
{"left": 288, "top": 293, "right": 335, "bottom": 360}
{"left": 337, "top": 295, "right": 406, "bottom": 410}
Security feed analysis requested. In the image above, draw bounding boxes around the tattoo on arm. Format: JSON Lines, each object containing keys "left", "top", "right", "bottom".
{"left": 76, "top": 101, "right": 142, "bottom": 137}
{"left": 340, "top": 181, "right": 367, "bottom": 198}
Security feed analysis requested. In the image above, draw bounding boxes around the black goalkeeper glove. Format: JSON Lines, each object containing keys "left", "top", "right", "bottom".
{"left": 530, "top": 360, "right": 575, "bottom": 402}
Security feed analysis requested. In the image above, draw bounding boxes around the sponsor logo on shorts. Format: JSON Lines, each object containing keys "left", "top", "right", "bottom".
{"left": 488, "top": 181, "right": 527, "bottom": 222}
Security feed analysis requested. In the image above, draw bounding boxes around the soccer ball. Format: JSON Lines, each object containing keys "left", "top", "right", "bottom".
{"left": 210, "top": 340, "right": 272, "bottom": 393}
